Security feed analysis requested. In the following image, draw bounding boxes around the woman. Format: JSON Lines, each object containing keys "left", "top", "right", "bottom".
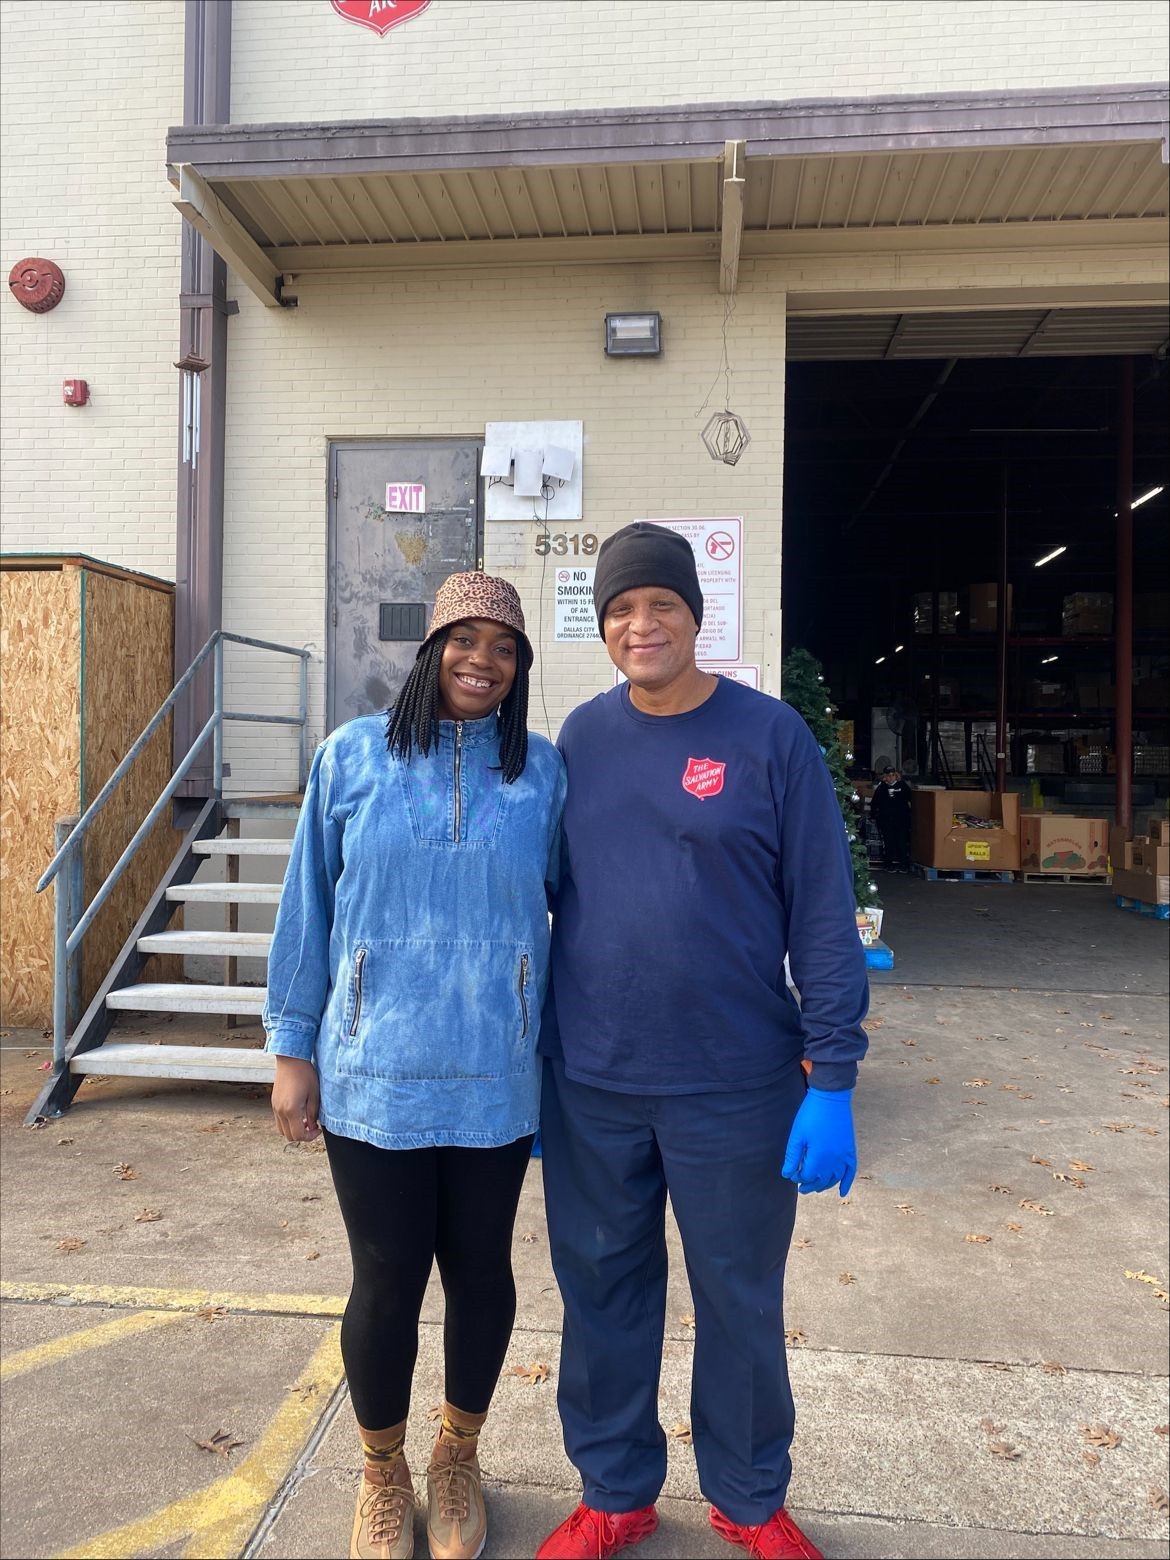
{"left": 264, "top": 572, "right": 566, "bottom": 1560}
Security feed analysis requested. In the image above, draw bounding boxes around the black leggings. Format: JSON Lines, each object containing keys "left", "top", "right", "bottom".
{"left": 324, "top": 1128, "right": 534, "bottom": 1431}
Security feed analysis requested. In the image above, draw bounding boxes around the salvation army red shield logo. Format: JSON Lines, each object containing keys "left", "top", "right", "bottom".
{"left": 682, "top": 757, "right": 726, "bottom": 800}
{"left": 331, "top": 0, "right": 433, "bottom": 38}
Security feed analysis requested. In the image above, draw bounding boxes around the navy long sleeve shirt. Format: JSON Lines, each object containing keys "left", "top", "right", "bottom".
{"left": 543, "top": 677, "right": 869, "bottom": 1094}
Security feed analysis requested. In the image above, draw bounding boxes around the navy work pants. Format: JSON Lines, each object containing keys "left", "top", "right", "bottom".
{"left": 540, "top": 1056, "right": 805, "bottom": 1525}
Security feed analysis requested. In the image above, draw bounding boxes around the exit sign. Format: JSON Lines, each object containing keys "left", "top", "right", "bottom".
{"left": 385, "top": 482, "right": 425, "bottom": 514}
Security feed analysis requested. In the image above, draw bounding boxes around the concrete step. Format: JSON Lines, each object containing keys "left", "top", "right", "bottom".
{"left": 138, "top": 929, "right": 272, "bottom": 958}
{"left": 193, "top": 837, "right": 291, "bottom": 857}
{"left": 70, "top": 1042, "right": 274, "bottom": 1083}
{"left": 166, "top": 882, "right": 282, "bottom": 905}
{"left": 106, "top": 982, "right": 266, "bottom": 1016}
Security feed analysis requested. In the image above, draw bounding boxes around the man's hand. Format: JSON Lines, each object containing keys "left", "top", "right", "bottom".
{"left": 271, "top": 1056, "right": 321, "bottom": 1142}
{"left": 782, "top": 1086, "right": 856, "bottom": 1196}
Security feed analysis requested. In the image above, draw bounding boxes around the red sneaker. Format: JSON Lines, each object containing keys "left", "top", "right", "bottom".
{"left": 710, "top": 1505, "right": 823, "bottom": 1560}
{"left": 536, "top": 1502, "right": 658, "bottom": 1558}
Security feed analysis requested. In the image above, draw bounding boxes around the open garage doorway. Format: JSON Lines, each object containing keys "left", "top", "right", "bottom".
{"left": 782, "top": 306, "right": 1170, "bottom": 987}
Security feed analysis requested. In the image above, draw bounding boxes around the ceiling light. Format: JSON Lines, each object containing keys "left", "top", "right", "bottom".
{"left": 605, "top": 312, "right": 662, "bottom": 356}
{"left": 1042, "top": 654, "right": 1059, "bottom": 664}
{"left": 1132, "top": 485, "right": 1164, "bottom": 510}
{"left": 894, "top": 644, "right": 904, "bottom": 653}
{"left": 1034, "top": 545, "right": 1067, "bottom": 568}
{"left": 875, "top": 656, "right": 886, "bottom": 665}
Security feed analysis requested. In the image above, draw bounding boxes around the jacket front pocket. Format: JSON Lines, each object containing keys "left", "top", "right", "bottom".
{"left": 336, "top": 938, "right": 536, "bottom": 1081}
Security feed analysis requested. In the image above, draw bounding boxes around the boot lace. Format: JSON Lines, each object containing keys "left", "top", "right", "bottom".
{"left": 361, "top": 1475, "right": 412, "bottom": 1546}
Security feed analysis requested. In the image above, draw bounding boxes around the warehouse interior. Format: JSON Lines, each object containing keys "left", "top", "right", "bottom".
{"left": 782, "top": 306, "right": 1170, "bottom": 923}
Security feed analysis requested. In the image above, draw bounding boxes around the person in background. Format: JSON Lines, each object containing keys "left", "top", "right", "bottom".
{"left": 870, "top": 765, "right": 913, "bottom": 871}
{"left": 536, "top": 522, "right": 868, "bottom": 1560}
{"left": 264, "top": 573, "right": 566, "bottom": 1560}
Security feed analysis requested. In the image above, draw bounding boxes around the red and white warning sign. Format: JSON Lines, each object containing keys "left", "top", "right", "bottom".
{"left": 638, "top": 517, "right": 742, "bottom": 662}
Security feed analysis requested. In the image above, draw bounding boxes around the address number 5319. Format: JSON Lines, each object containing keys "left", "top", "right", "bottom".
{"left": 534, "top": 532, "right": 598, "bottom": 557}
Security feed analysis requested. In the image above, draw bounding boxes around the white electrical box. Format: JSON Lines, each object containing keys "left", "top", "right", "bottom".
{"left": 484, "top": 420, "right": 583, "bottom": 521}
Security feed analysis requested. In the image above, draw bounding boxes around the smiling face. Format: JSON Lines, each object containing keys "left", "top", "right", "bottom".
{"left": 602, "top": 585, "right": 700, "bottom": 695}
{"left": 436, "top": 618, "right": 518, "bottom": 722}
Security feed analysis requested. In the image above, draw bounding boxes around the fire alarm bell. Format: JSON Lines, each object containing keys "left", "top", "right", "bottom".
{"left": 63, "top": 380, "right": 88, "bottom": 406}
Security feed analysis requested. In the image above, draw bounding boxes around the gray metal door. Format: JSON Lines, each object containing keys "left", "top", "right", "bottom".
{"left": 327, "top": 439, "right": 481, "bottom": 729}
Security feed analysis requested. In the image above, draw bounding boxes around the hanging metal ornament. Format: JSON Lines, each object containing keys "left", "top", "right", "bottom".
{"left": 701, "top": 409, "right": 751, "bottom": 466}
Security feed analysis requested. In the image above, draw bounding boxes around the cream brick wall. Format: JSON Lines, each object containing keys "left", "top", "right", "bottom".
{"left": 231, "top": 0, "right": 1168, "bottom": 122}
{"left": 219, "top": 258, "right": 785, "bottom": 788}
{"left": 0, "top": 2, "right": 184, "bottom": 576}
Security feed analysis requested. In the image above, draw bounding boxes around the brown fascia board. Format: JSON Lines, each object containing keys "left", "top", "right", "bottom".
{"left": 166, "top": 83, "right": 1170, "bottom": 183}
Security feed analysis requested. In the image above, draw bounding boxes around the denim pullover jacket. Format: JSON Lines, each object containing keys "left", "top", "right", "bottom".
{"left": 263, "top": 711, "right": 567, "bottom": 1151}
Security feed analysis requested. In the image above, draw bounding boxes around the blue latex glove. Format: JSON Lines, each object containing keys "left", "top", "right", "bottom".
{"left": 782, "top": 1086, "right": 857, "bottom": 1196}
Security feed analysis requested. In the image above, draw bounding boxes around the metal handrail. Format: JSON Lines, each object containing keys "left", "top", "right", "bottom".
{"left": 38, "top": 629, "right": 311, "bottom": 1066}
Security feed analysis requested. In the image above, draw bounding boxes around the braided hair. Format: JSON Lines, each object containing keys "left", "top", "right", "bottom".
{"left": 385, "top": 628, "right": 530, "bottom": 783}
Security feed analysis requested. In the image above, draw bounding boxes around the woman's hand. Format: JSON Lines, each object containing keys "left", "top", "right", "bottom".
{"left": 271, "top": 1056, "right": 322, "bottom": 1142}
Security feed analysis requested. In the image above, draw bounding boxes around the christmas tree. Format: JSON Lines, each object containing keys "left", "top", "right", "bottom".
{"left": 782, "top": 647, "right": 879, "bottom": 910}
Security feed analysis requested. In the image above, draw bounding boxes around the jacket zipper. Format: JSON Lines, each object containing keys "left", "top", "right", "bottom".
{"left": 348, "top": 947, "right": 367, "bottom": 1036}
{"left": 518, "top": 952, "right": 530, "bottom": 1039}
{"left": 452, "top": 722, "right": 463, "bottom": 842}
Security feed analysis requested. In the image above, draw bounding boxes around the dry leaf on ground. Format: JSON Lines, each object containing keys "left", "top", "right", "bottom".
{"left": 1154, "top": 1426, "right": 1169, "bottom": 1438}
{"left": 113, "top": 1162, "right": 139, "bottom": 1181}
{"left": 1083, "top": 1451, "right": 1101, "bottom": 1469}
{"left": 519, "top": 1231, "right": 538, "bottom": 1244}
{"left": 286, "top": 1381, "right": 319, "bottom": 1400}
{"left": 965, "top": 1234, "right": 992, "bottom": 1244}
{"left": 980, "top": 1418, "right": 1004, "bottom": 1434}
{"left": 1148, "top": 1489, "right": 1168, "bottom": 1514}
{"left": 964, "top": 1079, "right": 991, "bottom": 1088}
{"left": 896, "top": 1204, "right": 915, "bottom": 1215}
{"left": 193, "top": 1429, "right": 244, "bottom": 1458}
{"left": 988, "top": 1184, "right": 1011, "bottom": 1194}
{"left": 55, "top": 1238, "right": 85, "bottom": 1253}
{"left": 195, "top": 1306, "right": 226, "bottom": 1322}
{"left": 508, "top": 1361, "right": 551, "bottom": 1385}
{"left": 134, "top": 1208, "right": 162, "bottom": 1223}
{"left": 838, "top": 1272, "right": 856, "bottom": 1285}
{"left": 1029, "top": 1155, "right": 1052, "bottom": 1167}
{"left": 1052, "top": 1173, "right": 1086, "bottom": 1188}
{"left": 1040, "top": 1361, "right": 1066, "bottom": 1375}
{"left": 1018, "top": 1200, "right": 1054, "bottom": 1216}
{"left": 1004, "top": 1222, "right": 1024, "bottom": 1233}
{"left": 1125, "top": 1270, "right": 1164, "bottom": 1287}
{"left": 668, "top": 1422, "right": 693, "bottom": 1445}
{"left": 678, "top": 1313, "right": 696, "bottom": 1328}
{"left": 989, "top": 1441, "right": 1020, "bottom": 1460}
{"left": 792, "top": 1238, "right": 813, "bottom": 1249}
{"left": 1068, "top": 1160, "right": 1095, "bottom": 1172}
{"left": 784, "top": 1328, "right": 807, "bottom": 1346}
{"left": 305, "top": 1250, "right": 320, "bottom": 1261}
{"left": 1082, "top": 1424, "right": 1122, "bottom": 1449}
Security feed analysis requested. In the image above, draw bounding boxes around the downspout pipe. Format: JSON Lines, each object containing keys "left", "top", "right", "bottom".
{"left": 173, "top": 0, "right": 232, "bottom": 805}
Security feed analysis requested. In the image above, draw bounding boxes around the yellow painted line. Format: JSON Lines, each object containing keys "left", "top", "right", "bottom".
{"left": 1, "top": 1279, "right": 346, "bottom": 1318}
{"left": 59, "top": 1323, "right": 345, "bottom": 1560}
{"left": 0, "top": 1308, "right": 184, "bottom": 1382}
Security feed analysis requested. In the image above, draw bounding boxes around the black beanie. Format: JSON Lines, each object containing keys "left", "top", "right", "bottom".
{"left": 593, "top": 522, "right": 704, "bottom": 630}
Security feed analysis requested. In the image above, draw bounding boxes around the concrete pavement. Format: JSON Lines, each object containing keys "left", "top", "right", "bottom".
{"left": 2, "top": 885, "right": 1168, "bottom": 1558}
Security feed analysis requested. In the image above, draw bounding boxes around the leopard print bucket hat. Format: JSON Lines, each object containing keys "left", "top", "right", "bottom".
{"left": 422, "top": 572, "right": 533, "bottom": 666}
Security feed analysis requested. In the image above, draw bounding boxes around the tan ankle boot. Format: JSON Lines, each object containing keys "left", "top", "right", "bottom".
{"left": 351, "top": 1458, "right": 415, "bottom": 1560}
{"left": 426, "top": 1436, "right": 486, "bottom": 1560}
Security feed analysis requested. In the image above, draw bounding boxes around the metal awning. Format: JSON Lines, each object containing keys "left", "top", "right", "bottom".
{"left": 166, "top": 86, "right": 1169, "bottom": 307}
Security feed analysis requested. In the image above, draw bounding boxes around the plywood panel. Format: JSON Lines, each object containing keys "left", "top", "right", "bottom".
{"left": 0, "top": 569, "right": 82, "bottom": 1026}
{"left": 80, "top": 569, "right": 181, "bottom": 1003}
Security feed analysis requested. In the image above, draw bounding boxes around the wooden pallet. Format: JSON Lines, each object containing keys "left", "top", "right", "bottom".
{"left": 913, "top": 865, "right": 1015, "bottom": 884}
{"left": 1115, "top": 894, "right": 1170, "bottom": 921}
{"left": 1020, "top": 872, "right": 1112, "bottom": 886}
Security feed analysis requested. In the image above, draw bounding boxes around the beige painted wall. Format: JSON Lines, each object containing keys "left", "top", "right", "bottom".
{"left": 231, "top": 0, "right": 1169, "bottom": 122}
{"left": 0, "top": 1, "right": 184, "bottom": 576}
{"left": 218, "top": 256, "right": 786, "bottom": 788}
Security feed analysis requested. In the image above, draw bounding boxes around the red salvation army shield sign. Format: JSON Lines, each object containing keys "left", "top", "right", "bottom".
{"left": 331, "top": 0, "right": 432, "bottom": 38}
{"left": 682, "top": 757, "right": 726, "bottom": 800}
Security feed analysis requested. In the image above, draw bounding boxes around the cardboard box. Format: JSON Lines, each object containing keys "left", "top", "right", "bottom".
{"left": 1150, "top": 818, "right": 1170, "bottom": 846}
{"left": 968, "top": 582, "right": 1014, "bottom": 634}
{"left": 1062, "top": 592, "right": 1113, "bottom": 636}
{"left": 1028, "top": 680, "right": 1071, "bottom": 710}
{"left": 1019, "top": 815, "right": 1109, "bottom": 874}
{"left": 1130, "top": 841, "right": 1170, "bottom": 876}
{"left": 1109, "top": 826, "right": 1134, "bottom": 872}
{"left": 911, "top": 790, "right": 1021, "bottom": 872}
{"left": 1113, "top": 867, "right": 1170, "bottom": 906}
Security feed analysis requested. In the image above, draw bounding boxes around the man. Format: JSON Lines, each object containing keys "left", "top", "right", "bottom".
{"left": 536, "top": 523, "right": 868, "bottom": 1560}
{"left": 871, "top": 765, "right": 913, "bottom": 871}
